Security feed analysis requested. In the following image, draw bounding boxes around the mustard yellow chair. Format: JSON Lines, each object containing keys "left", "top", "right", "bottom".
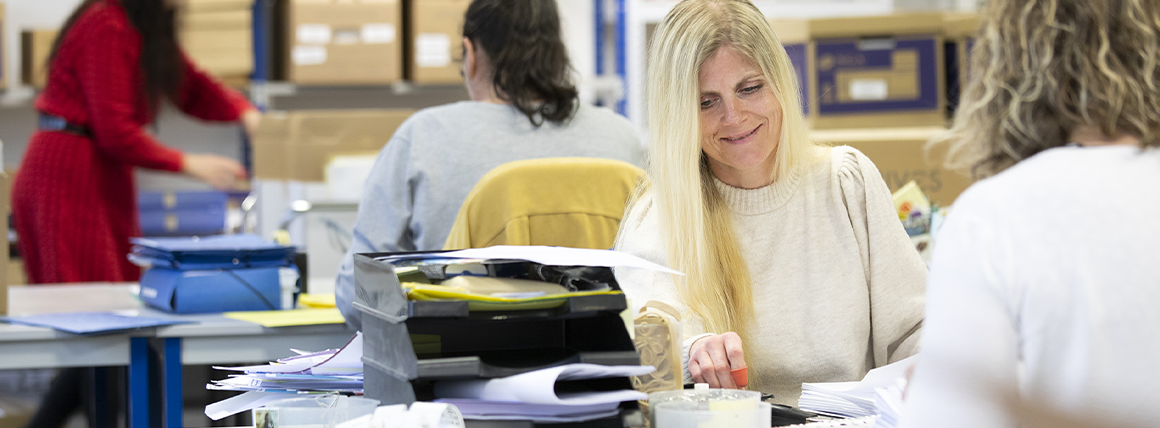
{"left": 443, "top": 157, "right": 646, "bottom": 250}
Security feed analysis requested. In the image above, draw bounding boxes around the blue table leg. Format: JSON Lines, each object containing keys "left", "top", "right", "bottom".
{"left": 164, "top": 338, "right": 184, "bottom": 428}
{"left": 129, "top": 337, "right": 150, "bottom": 428}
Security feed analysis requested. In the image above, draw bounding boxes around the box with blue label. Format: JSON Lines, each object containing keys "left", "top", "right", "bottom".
{"left": 808, "top": 13, "right": 946, "bottom": 129}
{"left": 139, "top": 266, "right": 298, "bottom": 314}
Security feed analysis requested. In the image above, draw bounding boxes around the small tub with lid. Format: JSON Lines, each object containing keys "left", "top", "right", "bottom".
{"left": 648, "top": 384, "right": 769, "bottom": 428}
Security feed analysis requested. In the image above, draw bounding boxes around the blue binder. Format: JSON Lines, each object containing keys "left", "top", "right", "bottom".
{"left": 139, "top": 266, "right": 292, "bottom": 314}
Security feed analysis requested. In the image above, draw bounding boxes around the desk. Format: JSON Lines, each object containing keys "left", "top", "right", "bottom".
{"left": 7, "top": 284, "right": 356, "bottom": 428}
{"left": 5, "top": 283, "right": 151, "bottom": 428}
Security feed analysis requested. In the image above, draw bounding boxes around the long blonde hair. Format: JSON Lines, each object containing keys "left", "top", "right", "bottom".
{"left": 622, "top": 0, "right": 817, "bottom": 346}
{"left": 936, "top": 0, "right": 1160, "bottom": 179}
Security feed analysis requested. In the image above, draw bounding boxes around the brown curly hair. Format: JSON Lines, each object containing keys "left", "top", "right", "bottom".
{"left": 936, "top": 0, "right": 1160, "bottom": 180}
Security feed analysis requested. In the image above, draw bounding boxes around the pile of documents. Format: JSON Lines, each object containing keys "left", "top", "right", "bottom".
{"left": 799, "top": 356, "right": 916, "bottom": 419}
{"left": 204, "top": 333, "right": 364, "bottom": 420}
{"left": 872, "top": 378, "right": 907, "bottom": 428}
{"left": 432, "top": 363, "right": 654, "bottom": 423}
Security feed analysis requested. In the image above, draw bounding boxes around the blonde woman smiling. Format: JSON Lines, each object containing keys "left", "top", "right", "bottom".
{"left": 613, "top": 0, "right": 926, "bottom": 405}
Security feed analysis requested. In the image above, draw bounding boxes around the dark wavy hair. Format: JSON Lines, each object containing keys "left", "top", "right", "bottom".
{"left": 50, "top": 0, "right": 183, "bottom": 114}
{"left": 462, "top": 0, "right": 578, "bottom": 127}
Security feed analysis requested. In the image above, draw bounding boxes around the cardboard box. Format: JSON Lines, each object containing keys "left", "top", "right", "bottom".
{"left": 183, "top": 0, "right": 253, "bottom": 14}
{"left": 282, "top": 0, "right": 402, "bottom": 85}
{"left": 181, "top": 28, "right": 254, "bottom": 76}
{"left": 808, "top": 13, "right": 947, "bottom": 129}
{"left": 252, "top": 109, "right": 414, "bottom": 181}
{"left": 813, "top": 126, "right": 970, "bottom": 206}
{"left": 20, "top": 29, "right": 58, "bottom": 89}
{"left": 406, "top": 0, "right": 469, "bottom": 85}
{"left": 1, "top": 3, "right": 7, "bottom": 92}
{"left": 183, "top": 8, "right": 252, "bottom": 31}
{"left": 179, "top": 2, "right": 254, "bottom": 80}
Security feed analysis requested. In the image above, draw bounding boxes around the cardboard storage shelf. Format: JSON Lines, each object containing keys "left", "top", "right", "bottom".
{"left": 353, "top": 252, "right": 643, "bottom": 427}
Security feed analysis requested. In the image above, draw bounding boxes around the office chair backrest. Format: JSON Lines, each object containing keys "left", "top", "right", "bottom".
{"left": 443, "top": 157, "right": 646, "bottom": 250}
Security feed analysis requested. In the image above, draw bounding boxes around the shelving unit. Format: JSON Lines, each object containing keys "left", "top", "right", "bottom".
{"left": 617, "top": 0, "right": 894, "bottom": 130}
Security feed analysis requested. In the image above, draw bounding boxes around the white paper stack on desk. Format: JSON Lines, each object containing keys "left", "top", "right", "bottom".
{"left": 798, "top": 356, "right": 916, "bottom": 419}
{"left": 432, "top": 363, "right": 654, "bottom": 423}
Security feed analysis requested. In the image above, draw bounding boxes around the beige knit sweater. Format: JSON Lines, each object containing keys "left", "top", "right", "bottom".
{"left": 614, "top": 146, "right": 927, "bottom": 406}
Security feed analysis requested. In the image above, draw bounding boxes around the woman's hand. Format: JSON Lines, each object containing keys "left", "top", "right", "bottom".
{"left": 183, "top": 153, "right": 247, "bottom": 190}
{"left": 689, "top": 332, "right": 747, "bottom": 388}
{"left": 241, "top": 108, "right": 261, "bottom": 140}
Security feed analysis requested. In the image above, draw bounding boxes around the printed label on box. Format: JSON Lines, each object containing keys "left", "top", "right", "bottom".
{"left": 333, "top": 28, "right": 360, "bottom": 45}
{"left": 849, "top": 79, "right": 888, "bottom": 100}
{"left": 816, "top": 37, "right": 939, "bottom": 114}
{"left": 296, "top": 24, "right": 331, "bottom": 45}
{"left": 416, "top": 33, "right": 452, "bottom": 68}
{"left": 362, "top": 23, "right": 396, "bottom": 44}
{"left": 292, "top": 45, "right": 327, "bottom": 65}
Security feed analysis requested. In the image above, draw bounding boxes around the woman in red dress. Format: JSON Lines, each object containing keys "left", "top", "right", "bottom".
{"left": 14, "top": 0, "right": 258, "bottom": 426}
{"left": 13, "top": 0, "right": 257, "bottom": 285}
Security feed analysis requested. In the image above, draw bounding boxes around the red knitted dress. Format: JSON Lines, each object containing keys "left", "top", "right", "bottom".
{"left": 12, "top": 0, "right": 252, "bottom": 284}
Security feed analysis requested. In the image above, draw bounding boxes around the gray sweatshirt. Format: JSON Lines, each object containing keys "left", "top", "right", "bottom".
{"left": 336, "top": 101, "right": 645, "bottom": 329}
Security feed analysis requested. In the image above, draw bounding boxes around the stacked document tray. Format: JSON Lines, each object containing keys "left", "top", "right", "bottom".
{"left": 353, "top": 247, "right": 661, "bottom": 427}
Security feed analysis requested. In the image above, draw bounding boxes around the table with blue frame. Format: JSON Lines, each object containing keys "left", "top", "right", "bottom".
{"left": 4, "top": 283, "right": 155, "bottom": 428}
{"left": 5, "top": 283, "right": 356, "bottom": 428}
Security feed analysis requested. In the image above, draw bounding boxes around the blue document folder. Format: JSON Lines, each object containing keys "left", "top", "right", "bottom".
{"left": 130, "top": 234, "right": 296, "bottom": 270}
{"left": 140, "top": 266, "right": 291, "bottom": 314}
{"left": 1, "top": 312, "right": 195, "bottom": 335}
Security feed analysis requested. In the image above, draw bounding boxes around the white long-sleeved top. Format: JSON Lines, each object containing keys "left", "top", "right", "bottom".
{"left": 901, "top": 146, "right": 1160, "bottom": 428}
{"left": 614, "top": 146, "right": 927, "bottom": 406}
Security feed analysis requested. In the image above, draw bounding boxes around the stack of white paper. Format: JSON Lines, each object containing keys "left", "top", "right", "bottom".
{"left": 799, "top": 356, "right": 916, "bottom": 419}
{"left": 204, "top": 332, "right": 364, "bottom": 420}
{"left": 432, "top": 363, "right": 654, "bottom": 423}
{"left": 871, "top": 378, "right": 907, "bottom": 428}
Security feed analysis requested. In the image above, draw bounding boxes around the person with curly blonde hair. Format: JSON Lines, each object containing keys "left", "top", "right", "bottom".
{"left": 613, "top": 0, "right": 926, "bottom": 405}
{"left": 901, "top": 1, "right": 1160, "bottom": 427}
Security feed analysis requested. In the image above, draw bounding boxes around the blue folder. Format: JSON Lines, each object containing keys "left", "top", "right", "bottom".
{"left": 130, "top": 234, "right": 296, "bottom": 270}
{"left": 1, "top": 312, "right": 195, "bottom": 335}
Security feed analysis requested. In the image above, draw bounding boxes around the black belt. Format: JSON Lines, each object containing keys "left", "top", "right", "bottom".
{"left": 38, "top": 113, "right": 93, "bottom": 138}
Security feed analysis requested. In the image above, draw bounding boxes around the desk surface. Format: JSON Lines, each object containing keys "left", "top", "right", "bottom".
{"left": 3, "top": 283, "right": 355, "bottom": 367}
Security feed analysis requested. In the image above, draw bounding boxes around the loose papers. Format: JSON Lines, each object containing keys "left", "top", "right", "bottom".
{"left": 205, "top": 332, "right": 364, "bottom": 420}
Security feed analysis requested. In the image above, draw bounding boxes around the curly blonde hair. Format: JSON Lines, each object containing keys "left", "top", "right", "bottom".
{"left": 937, "top": 0, "right": 1160, "bottom": 179}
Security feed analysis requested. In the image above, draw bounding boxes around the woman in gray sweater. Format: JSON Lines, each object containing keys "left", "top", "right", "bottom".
{"left": 613, "top": 0, "right": 925, "bottom": 405}
{"left": 335, "top": 0, "right": 644, "bottom": 329}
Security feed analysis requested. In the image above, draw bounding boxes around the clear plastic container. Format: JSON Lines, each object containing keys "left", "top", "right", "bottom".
{"left": 646, "top": 386, "right": 762, "bottom": 428}
{"left": 252, "top": 395, "right": 379, "bottom": 428}
{"left": 653, "top": 400, "right": 772, "bottom": 428}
